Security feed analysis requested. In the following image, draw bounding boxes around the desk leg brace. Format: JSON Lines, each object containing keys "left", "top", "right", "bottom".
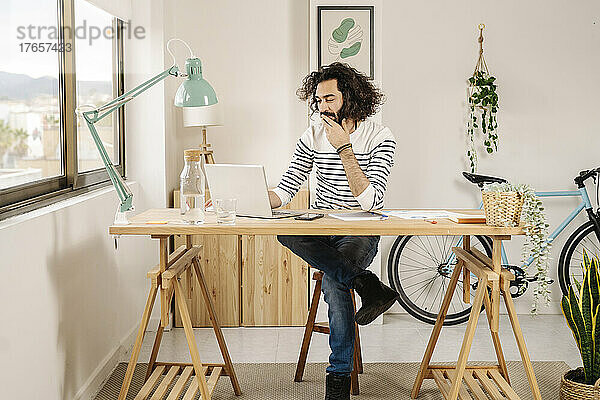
{"left": 411, "top": 237, "right": 542, "bottom": 400}
{"left": 117, "top": 242, "right": 241, "bottom": 400}
{"left": 118, "top": 282, "right": 158, "bottom": 400}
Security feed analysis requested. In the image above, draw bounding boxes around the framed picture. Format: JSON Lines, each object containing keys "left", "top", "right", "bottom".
{"left": 317, "top": 5, "right": 374, "bottom": 79}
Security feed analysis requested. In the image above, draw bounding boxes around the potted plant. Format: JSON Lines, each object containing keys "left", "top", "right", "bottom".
{"left": 561, "top": 250, "right": 600, "bottom": 399}
{"left": 466, "top": 24, "right": 500, "bottom": 173}
{"left": 482, "top": 182, "right": 551, "bottom": 311}
{"left": 467, "top": 70, "right": 499, "bottom": 173}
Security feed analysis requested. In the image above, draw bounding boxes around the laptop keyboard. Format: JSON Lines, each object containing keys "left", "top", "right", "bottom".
{"left": 272, "top": 210, "right": 296, "bottom": 216}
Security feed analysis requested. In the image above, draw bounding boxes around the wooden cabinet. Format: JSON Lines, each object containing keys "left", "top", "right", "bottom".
{"left": 242, "top": 234, "right": 309, "bottom": 326}
{"left": 173, "top": 189, "right": 309, "bottom": 327}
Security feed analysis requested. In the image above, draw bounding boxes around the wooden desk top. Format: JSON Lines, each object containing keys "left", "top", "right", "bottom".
{"left": 109, "top": 209, "right": 524, "bottom": 237}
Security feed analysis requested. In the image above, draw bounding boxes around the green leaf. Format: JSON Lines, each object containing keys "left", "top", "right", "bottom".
{"left": 570, "top": 284, "right": 593, "bottom": 383}
{"left": 582, "top": 265, "right": 594, "bottom": 348}
{"left": 593, "top": 304, "right": 600, "bottom": 381}
{"left": 563, "top": 294, "right": 581, "bottom": 352}
{"left": 591, "top": 256, "right": 600, "bottom": 313}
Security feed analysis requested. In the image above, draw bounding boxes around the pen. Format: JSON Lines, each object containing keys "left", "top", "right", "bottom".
{"left": 424, "top": 219, "right": 437, "bottom": 224}
{"left": 370, "top": 211, "right": 389, "bottom": 219}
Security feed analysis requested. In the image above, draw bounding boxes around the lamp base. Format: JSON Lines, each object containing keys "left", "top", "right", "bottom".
{"left": 114, "top": 205, "right": 133, "bottom": 225}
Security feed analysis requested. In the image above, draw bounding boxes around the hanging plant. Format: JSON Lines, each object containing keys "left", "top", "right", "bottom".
{"left": 466, "top": 24, "right": 499, "bottom": 173}
{"left": 483, "top": 182, "right": 552, "bottom": 313}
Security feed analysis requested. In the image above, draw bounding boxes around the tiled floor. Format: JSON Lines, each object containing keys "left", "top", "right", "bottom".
{"left": 134, "top": 314, "right": 580, "bottom": 369}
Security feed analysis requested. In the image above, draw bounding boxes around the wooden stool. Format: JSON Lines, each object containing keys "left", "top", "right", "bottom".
{"left": 295, "top": 270, "right": 363, "bottom": 395}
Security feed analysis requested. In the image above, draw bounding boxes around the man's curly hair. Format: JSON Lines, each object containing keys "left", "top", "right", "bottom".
{"left": 296, "top": 62, "right": 385, "bottom": 122}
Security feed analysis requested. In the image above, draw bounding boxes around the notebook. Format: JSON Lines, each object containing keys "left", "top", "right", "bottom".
{"left": 329, "top": 211, "right": 387, "bottom": 221}
{"left": 446, "top": 212, "right": 486, "bottom": 224}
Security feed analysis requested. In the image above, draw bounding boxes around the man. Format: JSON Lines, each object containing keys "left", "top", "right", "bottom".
{"left": 268, "top": 62, "right": 399, "bottom": 400}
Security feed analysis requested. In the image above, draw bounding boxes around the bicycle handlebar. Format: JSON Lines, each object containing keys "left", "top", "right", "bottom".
{"left": 575, "top": 167, "right": 600, "bottom": 187}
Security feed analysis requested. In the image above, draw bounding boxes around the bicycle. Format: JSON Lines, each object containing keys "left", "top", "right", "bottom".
{"left": 387, "top": 167, "right": 600, "bottom": 325}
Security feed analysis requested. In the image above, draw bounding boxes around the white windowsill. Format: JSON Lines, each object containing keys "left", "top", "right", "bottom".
{"left": 0, "top": 180, "right": 138, "bottom": 230}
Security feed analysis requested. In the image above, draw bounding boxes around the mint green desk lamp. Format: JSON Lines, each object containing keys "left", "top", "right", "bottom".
{"left": 77, "top": 39, "right": 217, "bottom": 225}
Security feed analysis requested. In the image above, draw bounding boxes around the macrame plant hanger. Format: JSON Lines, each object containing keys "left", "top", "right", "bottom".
{"left": 473, "top": 24, "right": 489, "bottom": 81}
{"left": 467, "top": 23, "right": 498, "bottom": 173}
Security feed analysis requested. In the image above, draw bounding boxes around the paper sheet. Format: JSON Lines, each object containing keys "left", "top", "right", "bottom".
{"left": 329, "top": 212, "right": 386, "bottom": 221}
{"left": 386, "top": 210, "right": 452, "bottom": 219}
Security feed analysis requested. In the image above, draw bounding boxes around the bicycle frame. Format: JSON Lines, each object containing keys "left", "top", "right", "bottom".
{"left": 445, "top": 186, "right": 593, "bottom": 270}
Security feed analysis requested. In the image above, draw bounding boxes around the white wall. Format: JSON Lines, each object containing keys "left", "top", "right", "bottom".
{"left": 163, "top": 0, "right": 600, "bottom": 315}
{"left": 127, "top": 0, "right": 168, "bottom": 207}
{"left": 163, "top": 0, "right": 310, "bottom": 198}
{"left": 0, "top": 184, "right": 158, "bottom": 400}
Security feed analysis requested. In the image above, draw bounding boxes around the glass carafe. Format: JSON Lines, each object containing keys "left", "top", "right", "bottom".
{"left": 180, "top": 149, "right": 205, "bottom": 224}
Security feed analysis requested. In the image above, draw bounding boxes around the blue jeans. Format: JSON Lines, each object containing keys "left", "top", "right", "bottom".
{"left": 277, "top": 235, "right": 380, "bottom": 375}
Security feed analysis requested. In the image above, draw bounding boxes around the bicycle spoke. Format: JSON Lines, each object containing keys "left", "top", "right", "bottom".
{"left": 413, "top": 277, "right": 438, "bottom": 305}
{"left": 580, "top": 239, "right": 600, "bottom": 258}
{"left": 428, "top": 278, "right": 444, "bottom": 312}
{"left": 416, "top": 236, "right": 440, "bottom": 265}
{"left": 401, "top": 269, "right": 437, "bottom": 282}
{"left": 433, "top": 235, "right": 444, "bottom": 262}
{"left": 401, "top": 248, "right": 440, "bottom": 268}
{"left": 411, "top": 236, "right": 437, "bottom": 260}
{"left": 403, "top": 245, "right": 439, "bottom": 261}
{"left": 418, "top": 276, "right": 439, "bottom": 308}
{"left": 398, "top": 265, "right": 438, "bottom": 273}
{"left": 404, "top": 274, "right": 439, "bottom": 291}
{"left": 441, "top": 235, "right": 456, "bottom": 265}
{"left": 398, "top": 255, "right": 437, "bottom": 270}
{"left": 582, "top": 236, "right": 600, "bottom": 255}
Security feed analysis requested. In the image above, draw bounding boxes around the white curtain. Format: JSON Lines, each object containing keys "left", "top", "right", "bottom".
{"left": 84, "top": 0, "right": 132, "bottom": 20}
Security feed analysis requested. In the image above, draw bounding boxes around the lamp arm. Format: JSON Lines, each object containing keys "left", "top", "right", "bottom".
{"left": 79, "top": 65, "right": 180, "bottom": 215}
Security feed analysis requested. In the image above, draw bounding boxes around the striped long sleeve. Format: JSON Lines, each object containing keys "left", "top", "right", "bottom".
{"left": 273, "top": 136, "right": 314, "bottom": 206}
{"left": 355, "top": 139, "right": 396, "bottom": 210}
{"left": 274, "top": 120, "right": 395, "bottom": 210}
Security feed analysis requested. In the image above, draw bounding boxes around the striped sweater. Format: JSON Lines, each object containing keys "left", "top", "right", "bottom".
{"left": 273, "top": 119, "right": 396, "bottom": 211}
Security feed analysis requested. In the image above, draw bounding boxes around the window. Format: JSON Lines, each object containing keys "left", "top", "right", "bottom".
{"left": 0, "top": 0, "right": 125, "bottom": 217}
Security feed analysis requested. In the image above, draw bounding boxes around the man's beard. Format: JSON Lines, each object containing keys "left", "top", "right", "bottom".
{"left": 320, "top": 111, "right": 344, "bottom": 125}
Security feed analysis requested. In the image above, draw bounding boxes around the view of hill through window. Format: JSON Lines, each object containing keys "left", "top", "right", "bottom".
{"left": 0, "top": 0, "right": 117, "bottom": 190}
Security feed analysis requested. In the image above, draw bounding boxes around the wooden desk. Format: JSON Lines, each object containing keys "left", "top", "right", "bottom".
{"left": 109, "top": 208, "right": 538, "bottom": 400}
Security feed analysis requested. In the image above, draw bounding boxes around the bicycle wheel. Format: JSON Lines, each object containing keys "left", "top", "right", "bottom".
{"left": 387, "top": 235, "right": 493, "bottom": 326}
{"left": 558, "top": 221, "right": 600, "bottom": 295}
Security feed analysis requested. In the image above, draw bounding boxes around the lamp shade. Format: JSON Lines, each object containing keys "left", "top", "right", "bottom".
{"left": 183, "top": 104, "right": 224, "bottom": 127}
{"left": 174, "top": 57, "right": 218, "bottom": 107}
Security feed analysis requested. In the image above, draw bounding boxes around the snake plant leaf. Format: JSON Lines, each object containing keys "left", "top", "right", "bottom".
{"left": 593, "top": 304, "right": 600, "bottom": 381}
{"left": 584, "top": 249, "right": 591, "bottom": 267}
{"left": 591, "top": 256, "right": 600, "bottom": 313}
{"left": 562, "top": 294, "right": 581, "bottom": 353}
{"left": 570, "top": 284, "right": 593, "bottom": 383}
{"left": 582, "top": 266, "right": 593, "bottom": 346}
{"left": 574, "top": 276, "right": 582, "bottom": 294}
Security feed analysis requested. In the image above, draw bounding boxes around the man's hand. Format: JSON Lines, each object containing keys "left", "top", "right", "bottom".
{"left": 322, "top": 115, "right": 350, "bottom": 149}
{"left": 268, "top": 190, "right": 282, "bottom": 209}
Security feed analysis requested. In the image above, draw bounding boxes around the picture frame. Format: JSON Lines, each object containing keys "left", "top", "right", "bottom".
{"left": 317, "top": 5, "right": 374, "bottom": 79}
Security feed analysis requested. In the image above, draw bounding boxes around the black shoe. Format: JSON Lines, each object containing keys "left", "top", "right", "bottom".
{"left": 353, "top": 273, "right": 400, "bottom": 325}
{"left": 325, "top": 373, "right": 351, "bottom": 400}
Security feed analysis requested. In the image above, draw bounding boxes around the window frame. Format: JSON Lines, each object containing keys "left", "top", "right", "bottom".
{"left": 0, "top": 0, "right": 126, "bottom": 219}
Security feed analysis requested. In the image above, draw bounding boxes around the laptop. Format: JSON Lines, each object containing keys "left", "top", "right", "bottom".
{"left": 204, "top": 164, "right": 304, "bottom": 219}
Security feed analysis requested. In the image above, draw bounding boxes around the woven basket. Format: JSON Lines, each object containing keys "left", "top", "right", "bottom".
{"left": 560, "top": 368, "right": 600, "bottom": 400}
{"left": 482, "top": 191, "right": 524, "bottom": 227}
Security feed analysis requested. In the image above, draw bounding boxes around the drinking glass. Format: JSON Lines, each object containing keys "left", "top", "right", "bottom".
{"left": 215, "top": 198, "right": 237, "bottom": 224}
